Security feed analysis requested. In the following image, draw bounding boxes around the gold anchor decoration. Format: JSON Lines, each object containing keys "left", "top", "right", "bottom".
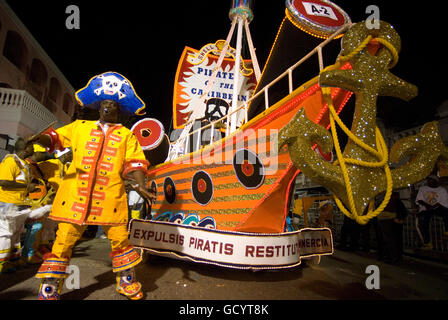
{"left": 279, "top": 21, "right": 448, "bottom": 224}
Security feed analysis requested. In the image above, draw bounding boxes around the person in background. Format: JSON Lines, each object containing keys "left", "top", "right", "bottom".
{"left": 337, "top": 215, "right": 360, "bottom": 251}
{"left": 0, "top": 138, "right": 38, "bottom": 272}
{"left": 416, "top": 175, "right": 448, "bottom": 249}
{"left": 316, "top": 200, "right": 333, "bottom": 228}
{"left": 376, "top": 191, "right": 408, "bottom": 264}
{"left": 22, "top": 149, "right": 54, "bottom": 264}
{"left": 291, "top": 194, "right": 303, "bottom": 230}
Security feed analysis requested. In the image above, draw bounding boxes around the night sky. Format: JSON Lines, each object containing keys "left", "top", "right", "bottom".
{"left": 5, "top": 1, "right": 447, "bottom": 132}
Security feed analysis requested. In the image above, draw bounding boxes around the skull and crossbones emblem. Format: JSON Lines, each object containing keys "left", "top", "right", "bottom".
{"left": 94, "top": 74, "right": 129, "bottom": 100}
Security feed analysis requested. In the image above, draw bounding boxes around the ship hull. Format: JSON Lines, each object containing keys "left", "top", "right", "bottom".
{"left": 147, "top": 72, "right": 352, "bottom": 233}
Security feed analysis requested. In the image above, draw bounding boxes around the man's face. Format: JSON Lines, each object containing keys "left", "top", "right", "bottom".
{"left": 99, "top": 100, "right": 120, "bottom": 123}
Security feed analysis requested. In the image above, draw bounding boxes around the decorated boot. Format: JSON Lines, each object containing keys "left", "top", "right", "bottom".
{"left": 35, "top": 253, "right": 69, "bottom": 300}
{"left": 115, "top": 267, "right": 143, "bottom": 300}
{"left": 111, "top": 246, "right": 143, "bottom": 300}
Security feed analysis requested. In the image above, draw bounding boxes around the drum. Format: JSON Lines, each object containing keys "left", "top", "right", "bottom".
{"left": 131, "top": 118, "right": 165, "bottom": 151}
{"left": 144, "top": 134, "right": 170, "bottom": 166}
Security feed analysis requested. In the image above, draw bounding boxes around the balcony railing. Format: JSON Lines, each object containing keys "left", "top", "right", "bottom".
{"left": 0, "top": 87, "right": 60, "bottom": 134}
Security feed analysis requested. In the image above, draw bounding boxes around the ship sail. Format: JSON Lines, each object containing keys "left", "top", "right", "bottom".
{"left": 172, "top": 41, "right": 257, "bottom": 132}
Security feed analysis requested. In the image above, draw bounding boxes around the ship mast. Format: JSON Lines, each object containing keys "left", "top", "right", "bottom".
{"left": 169, "top": 0, "right": 260, "bottom": 160}
{"left": 227, "top": 0, "right": 259, "bottom": 135}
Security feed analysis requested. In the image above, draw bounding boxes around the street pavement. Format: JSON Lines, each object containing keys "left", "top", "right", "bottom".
{"left": 1, "top": 237, "right": 448, "bottom": 302}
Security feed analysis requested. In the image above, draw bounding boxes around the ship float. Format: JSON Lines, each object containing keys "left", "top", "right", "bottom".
{"left": 128, "top": 0, "right": 444, "bottom": 270}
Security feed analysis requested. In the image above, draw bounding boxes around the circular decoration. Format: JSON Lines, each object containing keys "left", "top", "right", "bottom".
{"left": 149, "top": 180, "right": 157, "bottom": 198}
{"left": 233, "top": 149, "right": 265, "bottom": 189}
{"left": 286, "top": 0, "right": 351, "bottom": 39}
{"left": 191, "top": 171, "right": 213, "bottom": 205}
{"left": 241, "top": 160, "right": 254, "bottom": 176}
{"left": 131, "top": 118, "right": 165, "bottom": 150}
{"left": 40, "top": 284, "right": 56, "bottom": 299}
{"left": 163, "top": 177, "right": 176, "bottom": 204}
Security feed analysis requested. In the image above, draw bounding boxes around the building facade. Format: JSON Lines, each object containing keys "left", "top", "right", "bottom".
{"left": 0, "top": 0, "right": 75, "bottom": 158}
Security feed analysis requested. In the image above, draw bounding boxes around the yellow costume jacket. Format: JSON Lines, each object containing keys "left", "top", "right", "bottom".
{"left": 38, "top": 159, "right": 70, "bottom": 193}
{"left": 0, "top": 154, "right": 30, "bottom": 205}
{"left": 46, "top": 120, "right": 149, "bottom": 226}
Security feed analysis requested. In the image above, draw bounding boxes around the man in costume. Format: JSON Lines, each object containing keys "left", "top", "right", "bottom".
{"left": 416, "top": 175, "right": 448, "bottom": 249}
{"left": 21, "top": 147, "right": 70, "bottom": 264}
{"left": 317, "top": 200, "right": 333, "bottom": 229}
{"left": 0, "top": 138, "right": 44, "bottom": 272}
{"left": 33, "top": 72, "right": 153, "bottom": 300}
{"left": 22, "top": 150, "right": 53, "bottom": 264}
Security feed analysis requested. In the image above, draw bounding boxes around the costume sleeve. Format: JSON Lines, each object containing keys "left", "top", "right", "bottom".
{"left": 121, "top": 131, "right": 149, "bottom": 179}
{"left": 38, "top": 159, "right": 62, "bottom": 190}
{"left": 42, "top": 121, "right": 78, "bottom": 152}
{"left": 0, "top": 157, "right": 19, "bottom": 181}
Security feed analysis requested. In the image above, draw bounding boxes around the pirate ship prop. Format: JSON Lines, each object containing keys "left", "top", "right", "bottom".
{"left": 128, "top": 0, "right": 448, "bottom": 269}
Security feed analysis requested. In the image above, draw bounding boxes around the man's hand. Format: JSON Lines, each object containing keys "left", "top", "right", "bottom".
{"left": 130, "top": 170, "right": 155, "bottom": 204}
{"left": 0, "top": 180, "right": 37, "bottom": 192}
{"left": 26, "top": 121, "right": 57, "bottom": 146}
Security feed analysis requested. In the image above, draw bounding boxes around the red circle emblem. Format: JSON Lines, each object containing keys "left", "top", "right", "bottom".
{"left": 292, "top": 0, "right": 346, "bottom": 27}
{"left": 197, "top": 178, "right": 207, "bottom": 193}
{"left": 166, "top": 184, "right": 173, "bottom": 196}
{"left": 286, "top": 0, "right": 351, "bottom": 39}
{"left": 131, "top": 118, "right": 164, "bottom": 150}
{"left": 241, "top": 160, "right": 254, "bottom": 177}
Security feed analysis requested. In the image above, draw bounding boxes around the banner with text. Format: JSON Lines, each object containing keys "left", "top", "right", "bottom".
{"left": 129, "top": 219, "right": 333, "bottom": 270}
{"left": 173, "top": 40, "right": 257, "bottom": 129}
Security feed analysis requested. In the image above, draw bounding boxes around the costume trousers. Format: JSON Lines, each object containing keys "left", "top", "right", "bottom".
{"left": 37, "top": 221, "right": 141, "bottom": 279}
{"left": 0, "top": 203, "right": 28, "bottom": 263}
{"left": 52, "top": 222, "right": 130, "bottom": 259}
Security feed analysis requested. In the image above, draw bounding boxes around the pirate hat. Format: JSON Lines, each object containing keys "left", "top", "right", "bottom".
{"left": 75, "top": 72, "right": 146, "bottom": 116}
